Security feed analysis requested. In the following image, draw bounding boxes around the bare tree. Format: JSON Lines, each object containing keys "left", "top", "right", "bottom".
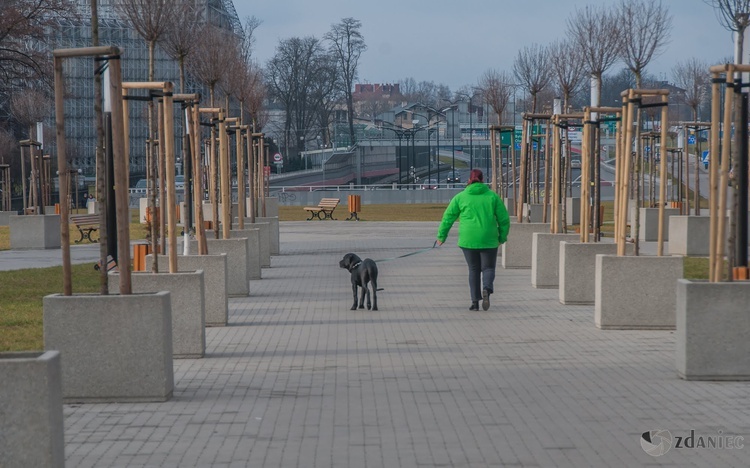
{"left": 0, "top": 126, "right": 18, "bottom": 209}
{"left": 0, "top": 127, "right": 15, "bottom": 163}
{"left": 189, "top": 24, "right": 237, "bottom": 105}
{"left": 161, "top": 0, "right": 202, "bottom": 93}
{"left": 478, "top": 69, "right": 513, "bottom": 123}
{"left": 116, "top": 0, "right": 177, "bottom": 264}
{"left": 266, "top": 36, "right": 328, "bottom": 165}
{"left": 707, "top": 0, "right": 750, "bottom": 275}
{"left": 567, "top": 4, "right": 621, "bottom": 106}
{"left": 325, "top": 17, "right": 366, "bottom": 146}
{"left": 548, "top": 39, "right": 586, "bottom": 111}
{"left": 617, "top": 0, "right": 672, "bottom": 88}
{"left": 398, "top": 77, "right": 418, "bottom": 97}
{"left": 223, "top": 16, "right": 262, "bottom": 119}
{"left": 10, "top": 88, "right": 50, "bottom": 132}
{"left": 513, "top": 43, "right": 552, "bottom": 113}
{"left": 672, "top": 58, "right": 709, "bottom": 120}
{"left": 0, "top": 0, "right": 74, "bottom": 83}
{"left": 308, "top": 55, "right": 340, "bottom": 148}
{"left": 706, "top": 0, "right": 750, "bottom": 60}
{"left": 116, "top": 0, "right": 174, "bottom": 82}
{"left": 359, "top": 94, "right": 393, "bottom": 122}
{"left": 246, "top": 76, "right": 268, "bottom": 132}
{"left": 568, "top": 4, "right": 622, "bottom": 238}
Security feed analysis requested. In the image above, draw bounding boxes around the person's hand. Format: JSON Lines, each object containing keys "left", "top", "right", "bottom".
{"left": 436, "top": 239, "right": 443, "bottom": 246}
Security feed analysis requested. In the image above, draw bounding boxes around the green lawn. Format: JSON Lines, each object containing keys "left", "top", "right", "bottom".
{"left": 0, "top": 264, "right": 100, "bottom": 351}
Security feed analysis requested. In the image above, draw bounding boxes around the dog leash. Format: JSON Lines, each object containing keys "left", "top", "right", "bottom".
{"left": 374, "top": 241, "right": 438, "bottom": 263}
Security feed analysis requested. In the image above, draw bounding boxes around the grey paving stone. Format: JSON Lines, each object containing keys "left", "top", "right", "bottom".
{"left": 31, "top": 221, "right": 748, "bottom": 467}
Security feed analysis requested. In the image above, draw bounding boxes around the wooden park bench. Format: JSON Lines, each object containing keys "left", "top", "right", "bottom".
{"left": 303, "top": 198, "right": 340, "bottom": 220}
{"left": 70, "top": 214, "right": 100, "bottom": 243}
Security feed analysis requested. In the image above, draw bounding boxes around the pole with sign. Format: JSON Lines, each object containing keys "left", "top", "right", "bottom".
{"left": 273, "top": 152, "right": 283, "bottom": 173}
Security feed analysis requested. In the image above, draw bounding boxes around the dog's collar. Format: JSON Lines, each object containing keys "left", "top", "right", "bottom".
{"left": 350, "top": 261, "right": 361, "bottom": 269}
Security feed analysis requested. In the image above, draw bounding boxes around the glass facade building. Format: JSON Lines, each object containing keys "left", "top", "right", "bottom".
{"left": 46, "top": 0, "right": 242, "bottom": 181}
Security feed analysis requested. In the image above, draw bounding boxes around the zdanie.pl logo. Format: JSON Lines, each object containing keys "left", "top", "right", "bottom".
{"left": 641, "top": 430, "right": 672, "bottom": 456}
{"left": 641, "top": 430, "right": 744, "bottom": 457}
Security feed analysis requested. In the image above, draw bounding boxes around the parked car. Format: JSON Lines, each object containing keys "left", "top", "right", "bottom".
{"left": 570, "top": 158, "right": 582, "bottom": 169}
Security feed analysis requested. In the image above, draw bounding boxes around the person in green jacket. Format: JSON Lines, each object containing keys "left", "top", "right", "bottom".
{"left": 436, "top": 169, "right": 511, "bottom": 311}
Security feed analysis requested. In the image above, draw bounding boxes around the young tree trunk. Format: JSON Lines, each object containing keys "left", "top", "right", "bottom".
{"left": 147, "top": 40, "right": 160, "bottom": 272}
{"left": 92, "top": 0, "right": 109, "bottom": 293}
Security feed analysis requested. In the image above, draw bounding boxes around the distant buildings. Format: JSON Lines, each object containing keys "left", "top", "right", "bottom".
{"left": 41, "top": 0, "right": 242, "bottom": 180}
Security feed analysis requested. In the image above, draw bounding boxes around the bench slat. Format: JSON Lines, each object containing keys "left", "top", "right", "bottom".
{"left": 302, "top": 198, "right": 340, "bottom": 220}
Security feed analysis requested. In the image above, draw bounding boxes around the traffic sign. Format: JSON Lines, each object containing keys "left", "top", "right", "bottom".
{"left": 701, "top": 150, "right": 709, "bottom": 169}
{"left": 688, "top": 135, "right": 696, "bottom": 145}
{"left": 273, "top": 152, "right": 282, "bottom": 163}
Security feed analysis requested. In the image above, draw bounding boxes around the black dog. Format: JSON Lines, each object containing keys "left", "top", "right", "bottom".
{"left": 339, "top": 253, "right": 380, "bottom": 311}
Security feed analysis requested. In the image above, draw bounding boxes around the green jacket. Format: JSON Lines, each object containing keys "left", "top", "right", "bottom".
{"left": 437, "top": 182, "right": 511, "bottom": 249}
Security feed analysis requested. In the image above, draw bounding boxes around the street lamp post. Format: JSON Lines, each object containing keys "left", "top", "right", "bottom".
{"left": 441, "top": 99, "right": 463, "bottom": 185}
{"left": 411, "top": 109, "right": 445, "bottom": 187}
{"left": 411, "top": 119, "right": 419, "bottom": 189}
{"left": 452, "top": 108, "right": 456, "bottom": 183}
{"left": 456, "top": 93, "right": 475, "bottom": 172}
{"left": 469, "top": 97, "right": 473, "bottom": 171}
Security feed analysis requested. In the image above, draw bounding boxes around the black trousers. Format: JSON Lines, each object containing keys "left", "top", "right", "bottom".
{"left": 460, "top": 247, "right": 498, "bottom": 302}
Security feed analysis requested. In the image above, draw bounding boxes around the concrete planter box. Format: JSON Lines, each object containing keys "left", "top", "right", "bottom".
{"left": 190, "top": 238, "right": 249, "bottom": 296}
{"left": 229, "top": 228, "right": 262, "bottom": 280}
{"left": 110, "top": 271, "right": 206, "bottom": 358}
{"left": 531, "top": 233, "right": 580, "bottom": 289}
{"left": 250, "top": 197, "right": 279, "bottom": 218}
{"left": 43, "top": 292, "right": 174, "bottom": 402}
{"left": 595, "top": 255, "right": 683, "bottom": 329}
{"left": 0, "top": 211, "right": 15, "bottom": 226}
{"left": 263, "top": 196, "right": 279, "bottom": 217}
{"left": 502, "top": 223, "right": 549, "bottom": 269}
{"left": 503, "top": 198, "right": 515, "bottom": 217}
{"left": 240, "top": 219, "right": 271, "bottom": 267}
{"left": 9, "top": 214, "right": 61, "bottom": 250}
{"left": 523, "top": 203, "right": 544, "bottom": 223}
{"left": 669, "top": 216, "right": 712, "bottom": 256}
{"left": 146, "top": 254, "right": 228, "bottom": 326}
{"left": 0, "top": 351, "right": 65, "bottom": 468}
{"left": 565, "top": 197, "right": 580, "bottom": 225}
{"left": 87, "top": 200, "right": 100, "bottom": 214}
{"left": 202, "top": 202, "right": 238, "bottom": 223}
{"left": 139, "top": 197, "right": 156, "bottom": 224}
{"left": 256, "top": 216, "right": 280, "bottom": 255}
{"left": 559, "top": 242, "right": 619, "bottom": 305}
{"left": 639, "top": 207, "right": 679, "bottom": 241}
{"left": 676, "top": 280, "right": 750, "bottom": 380}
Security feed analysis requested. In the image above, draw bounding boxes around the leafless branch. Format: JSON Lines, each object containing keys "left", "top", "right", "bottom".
{"left": 672, "top": 58, "right": 710, "bottom": 120}
{"left": 617, "top": 0, "right": 672, "bottom": 87}
{"left": 567, "top": 4, "right": 621, "bottom": 93}
{"left": 477, "top": 69, "right": 514, "bottom": 124}
{"left": 513, "top": 43, "right": 552, "bottom": 112}
{"left": 548, "top": 39, "right": 586, "bottom": 109}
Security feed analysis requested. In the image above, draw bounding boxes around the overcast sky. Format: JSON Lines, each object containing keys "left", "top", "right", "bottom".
{"left": 235, "top": 0, "right": 731, "bottom": 91}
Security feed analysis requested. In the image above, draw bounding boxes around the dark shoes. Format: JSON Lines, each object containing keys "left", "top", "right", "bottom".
{"left": 469, "top": 291, "right": 492, "bottom": 311}
{"left": 482, "top": 289, "right": 491, "bottom": 311}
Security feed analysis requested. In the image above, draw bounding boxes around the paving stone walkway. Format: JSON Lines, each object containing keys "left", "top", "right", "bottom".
{"left": 58, "top": 221, "right": 748, "bottom": 467}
